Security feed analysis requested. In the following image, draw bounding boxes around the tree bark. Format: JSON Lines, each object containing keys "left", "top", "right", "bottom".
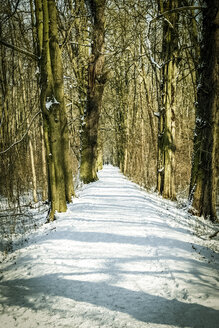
{"left": 189, "top": 1, "right": 219, "bottom": 221}
{"left": 35, "top": 0, "right": 74, "bottom": 220}
{"left": 80, "top": 0, "right": 106, "bottom": 183}
{"left": 157, "top": 0, "right": 179, "bottom": 200}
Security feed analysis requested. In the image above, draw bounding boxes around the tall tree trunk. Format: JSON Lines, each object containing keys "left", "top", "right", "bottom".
{"left": 18, "top": 58, "right": 38, "bottom": 203}
{"left": 96, "top": 130, "right": 103, "bottom": 171}
{"left": 74, "top": 0, "right": 89, "bottom": 168}
{"left": 189, "top": 1, "right": 219, "bottom": 220}
{"left": 28, "top": 127, "right": 38, "bottom": 203}
{"left": 157, "top": 0, "right": 178, "bottom": 200}
{"left": 80, "top": 0, "right": 106, "bottom": 183}
{"left": 35, "top": 0, "right": 74, "bottom": 220}
{"left": 40, "top": 123, "right": 47, "bottom": 201}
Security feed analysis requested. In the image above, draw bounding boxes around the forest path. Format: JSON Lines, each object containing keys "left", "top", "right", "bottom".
{"left": 0, "top": 165, "right": 219, "bottom": 328}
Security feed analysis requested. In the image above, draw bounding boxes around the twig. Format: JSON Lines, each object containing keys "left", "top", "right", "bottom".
{"left": 150, "top": 6, "right": 203, "bottom": 24}
{"left": 209, "top": 230, "right": 219, "bottom": 239}
{"left": 0, "top": 111, "right": 41, "bottom": 155}
{"left": 0, "top": 39, "right": 38, "bottom": 61}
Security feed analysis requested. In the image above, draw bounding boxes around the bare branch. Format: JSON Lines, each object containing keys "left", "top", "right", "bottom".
{"left": 0, "top": 111, "right": 41, "bottom": 155}
{"left": 209, "top": 230, "right": 219, "bottom": 239}
{"left": 2, "top": 0, "right": 21, "bottom": 23}
{"left": 68, "top": 41, "right": 91, "bottom": 48}
{"left": 0, "top": 39, "right": 38, "bottom": 61}
{"left": 150, "top": 6, "right": 203, "bottom": 24}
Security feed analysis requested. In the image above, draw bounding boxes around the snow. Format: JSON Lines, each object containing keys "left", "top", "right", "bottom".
{"left": 145, "top": 37, "right": 161, "bottom": 70}
{"left": 153, "top": 112, "right": 160, "bottom": 118}
{"left": 35, "top": 67, "right": 40, "bottom": 75}
{"left": 46, "top": 96, "right": 59, "bottom": 110}
{"left": 0, "top": 165, "right": 219, "bottom": 328}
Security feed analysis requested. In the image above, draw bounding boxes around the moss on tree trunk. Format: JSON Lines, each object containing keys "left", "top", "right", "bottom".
{"left": 35, "top": 0, "right": 74, "bottom": 220}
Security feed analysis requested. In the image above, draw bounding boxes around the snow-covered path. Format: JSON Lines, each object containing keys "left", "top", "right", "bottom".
{"left": 0, "top": 165, "right": 219, "bottom": 328}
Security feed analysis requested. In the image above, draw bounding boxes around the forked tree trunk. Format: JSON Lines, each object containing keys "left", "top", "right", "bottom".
{"left": 35, "top": 0, "right": 74, "bottom": 220}
{"left": 80, "top": 0, "right": 106, "bottom": 183}
{"left": 189, "top": 1, "right": 219, "bottom": 220}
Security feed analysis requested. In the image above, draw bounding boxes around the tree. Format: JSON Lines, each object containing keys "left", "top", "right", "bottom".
{"left": 35, "top": 0, "right": 74, "bottom": 220}
{"left": 1, "top": 0, "right": 216, "bottom": 225}
{"left": 80, "top": 0, "right": 106, "bottom": 183}
{"left": 156, "top": 0, "right": 179, "bottom": 200}
{"left": 0, "top": 0, "right": 43, "bottom": 205}
{"left": 189, "top": 0, "right": 219, "bottom": 220}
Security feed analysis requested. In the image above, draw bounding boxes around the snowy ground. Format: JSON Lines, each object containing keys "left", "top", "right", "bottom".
{"left": 0, "top": 165, "right": 219, "bottom": 328}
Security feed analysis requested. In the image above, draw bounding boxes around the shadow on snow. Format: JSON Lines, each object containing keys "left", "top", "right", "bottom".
{"left": 1, "top": 273, "right": 218, "bottom": 328}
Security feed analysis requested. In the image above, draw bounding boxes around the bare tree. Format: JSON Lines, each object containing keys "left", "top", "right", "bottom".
{"left": 189, "top": 0, "right": 219, "bottom": 220}
{"left": 35, "top": 0, "right": 74, "bottom": 220}
{"left": 80, "top": 0, "right": 106, "bottom": 183}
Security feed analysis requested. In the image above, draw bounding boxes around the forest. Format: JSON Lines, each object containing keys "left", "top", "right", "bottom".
{"left": 0, "top": 0, "right": 218, "bottom": 223}
{"left": 0, "top": 1, "right": 219, "bottom": 327}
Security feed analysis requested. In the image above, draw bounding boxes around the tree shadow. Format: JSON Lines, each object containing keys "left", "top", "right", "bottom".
{"left": 0, "top": 274, "right": 218, "bottom": 328}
